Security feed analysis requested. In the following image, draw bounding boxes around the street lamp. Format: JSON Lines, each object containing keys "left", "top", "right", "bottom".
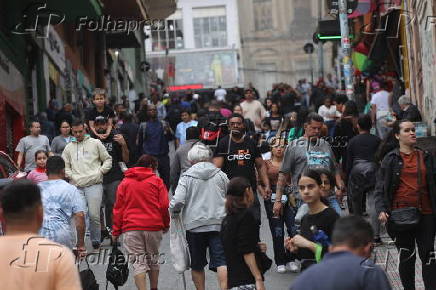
{"left": 304, "top": 43, "right": 315, "bottom": 84}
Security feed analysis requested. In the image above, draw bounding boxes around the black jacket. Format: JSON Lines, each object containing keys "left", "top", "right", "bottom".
{"left": 374, "top": 148, "right": 436, "bottom": 215}
{"left": 398, "top": 105, "right": 422, "bottom": 122}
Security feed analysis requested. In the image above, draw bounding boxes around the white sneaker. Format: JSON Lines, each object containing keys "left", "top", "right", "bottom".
{"left": 277, "top": 265, "right": 286, "bottom": 273}
{"left": 286, "top": 261, "right": 300, "bottom": 273}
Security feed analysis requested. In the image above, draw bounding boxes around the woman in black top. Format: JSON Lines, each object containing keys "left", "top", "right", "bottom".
{"left": 221, "top": 177, "right": 266, "bottom": 290}
{"left": 264, "top": 102, "right": 283, "bottom": 139}
{"left": 285, "top": 168, "right": 339, "bottom": 270}
{"left": 333, "top": 100, "right": 359, "bottom": 171}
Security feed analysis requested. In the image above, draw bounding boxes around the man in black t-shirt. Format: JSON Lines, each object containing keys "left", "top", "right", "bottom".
{"left": 93, "top": 117, "right": 129, "bottom": 238}
{"left": 213, "top": 113, "right": 271, "bottom": 221}
{"left": 85, "top": 88, "right": 115, "bottom": 140}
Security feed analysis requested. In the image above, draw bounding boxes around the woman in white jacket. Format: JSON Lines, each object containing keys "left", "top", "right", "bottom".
{"left": 170, "top": 143, "right": 228, "bottom": 290}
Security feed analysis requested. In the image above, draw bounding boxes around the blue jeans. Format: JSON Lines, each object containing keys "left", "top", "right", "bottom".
{"left": 327, "top": 196, "right": 342, "bottom": 215}
{"left": 264, "top": 199, "right": 297, "bottom": 266}
{"left": 79, "top": 184, "right": 103, "bottom": 243}
{"left": 325, "top": 120, "right": 336, "bottom": 137}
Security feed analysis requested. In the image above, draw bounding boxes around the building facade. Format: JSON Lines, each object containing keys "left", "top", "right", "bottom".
{"left": 0, "top": 0, "right": 176, "bottom": 155}
{"left": 403, "top": 0, "right": 436, "bottom": 132}
{"left": 237, "top": 0, "right": 335, "bottom": 97}
{"left": 146, "top": 0, "right": 242, "bottom": 90}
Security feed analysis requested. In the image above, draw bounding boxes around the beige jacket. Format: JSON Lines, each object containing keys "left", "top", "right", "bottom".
{"left": 62, "top": 135, "right": 112, "bottom": 188}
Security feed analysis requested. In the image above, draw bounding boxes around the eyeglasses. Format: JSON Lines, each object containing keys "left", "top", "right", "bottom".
{"left": 147, "top": 108, "right": 157, "bottom": 111}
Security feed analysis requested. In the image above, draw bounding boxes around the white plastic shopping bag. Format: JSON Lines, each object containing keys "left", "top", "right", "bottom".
{"left": 170, "top": 215, "right": 191, "bottom": 273}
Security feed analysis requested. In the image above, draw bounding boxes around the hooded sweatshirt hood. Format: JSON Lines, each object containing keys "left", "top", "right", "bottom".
{"left": 170, "top": 161, "right": 228, "bottom": 231}
{"left": 182, "top": 162, "right": 221, "bottom": 180}
{"left": 125, "top": 167, "right": 156, "bottom": 181}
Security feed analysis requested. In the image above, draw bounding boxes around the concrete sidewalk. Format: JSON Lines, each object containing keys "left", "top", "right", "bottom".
{"left": 373, "top": 233, "right": 426, "bottom": 290}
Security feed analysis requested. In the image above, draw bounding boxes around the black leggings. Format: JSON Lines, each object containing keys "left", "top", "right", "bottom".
{"left": 387, "top": 214, "right": 436, "bottom": 290}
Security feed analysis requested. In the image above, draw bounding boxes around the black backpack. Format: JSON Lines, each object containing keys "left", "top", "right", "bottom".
{"left": 106, "top": 243, "right": 129, "bottom": 290}
{"left": 199, "top": 112, "right": 227, "bottom": 146}
{"left": 79, "top": 260, "right": 99, "bottom": 290}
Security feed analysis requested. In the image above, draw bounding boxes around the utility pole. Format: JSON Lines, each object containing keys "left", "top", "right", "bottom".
{"left": 338, "top": 0, "right": 354, "bottom": 99}
{"left": 317, "top": 0, "right": 324, "bottom": 79}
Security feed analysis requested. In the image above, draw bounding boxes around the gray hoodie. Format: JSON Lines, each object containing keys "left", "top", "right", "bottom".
{"left": 170, "top": 161, "right": 229, "bottom": 231}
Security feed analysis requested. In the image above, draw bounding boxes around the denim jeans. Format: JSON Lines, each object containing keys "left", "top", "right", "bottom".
{"left": 264, "top": 199, "right": 296, "bottom": 266}
{"left": 79, "top": 183, "right": 103, "bottom": 243}
{"left": 325, "top": 120, "right": 336, "bottom": 137}
{"left": 326, "top": 196, "right": 342, "bottom": 216}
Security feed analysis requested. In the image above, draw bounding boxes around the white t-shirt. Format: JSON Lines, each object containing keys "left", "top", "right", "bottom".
{"left": 214, "top": 88, "right": 227, "bottom": 102}
{"left": 370, "top": 90, "right": 390, "bottom": 112}
{"left": 240, "top": 100, "right": 266, "bottom": 130}
{"left": 318, "top": 105, "right": 337, "bottom": 122}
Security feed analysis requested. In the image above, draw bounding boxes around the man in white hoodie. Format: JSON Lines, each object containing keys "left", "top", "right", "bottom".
{"left": 170, "top": 143, "right": 228, "bottom": 290}
{"left": 62, "top": 119, "right": 112, "bottom": 249}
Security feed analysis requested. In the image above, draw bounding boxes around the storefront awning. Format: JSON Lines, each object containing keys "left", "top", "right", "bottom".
{"left": 106, "top": 31, "right": 141, "bottom": 48}
{"left": 142, "top": 0, "right": 177, "bottom": 19}
{"left": 45, "top": 0, "right": 103, "bottom": 23}
{"left": 103, "top": 0, "right": 147, "bottom": 20}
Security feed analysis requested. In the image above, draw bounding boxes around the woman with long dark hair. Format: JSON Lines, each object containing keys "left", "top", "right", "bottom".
{"left": 221, "top": 177, "right": 266, "bottom": 290}
{"left": 333, "top": 100, "right": 359, "bottom": 171}
{"left": 285, "top": 168, "right": 339, "bottom": 271}
{"left": 264, "top": 103, "right": 283, "bottom": 139}
{"left": 258, "top": 141, "right": 297, "bottom": 273}
{"left": 50, "top": 121, "right": 72, "bottom": 156}
{"left": 375, "top": 120, "right": 436, "bottom": 290}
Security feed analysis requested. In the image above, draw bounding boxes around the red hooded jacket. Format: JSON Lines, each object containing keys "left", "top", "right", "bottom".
{"left": 112, "top": 167, "right": 170, "bottom": 236}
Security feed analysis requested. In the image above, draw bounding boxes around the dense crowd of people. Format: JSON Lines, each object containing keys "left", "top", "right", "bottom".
{"left": 1, "top": 72, "right": 435, "bottom": 290}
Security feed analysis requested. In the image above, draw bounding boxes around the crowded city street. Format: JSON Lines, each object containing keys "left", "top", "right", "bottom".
{"left": 1, "top": 0, "right": 436, "bottom": 290}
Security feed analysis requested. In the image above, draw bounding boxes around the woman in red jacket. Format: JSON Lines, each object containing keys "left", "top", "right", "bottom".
{"left": 112, "top": 154, "right": 170, "bottom": 290}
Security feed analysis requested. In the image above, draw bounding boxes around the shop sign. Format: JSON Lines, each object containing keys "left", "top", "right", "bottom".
{"left": 44, "top": 26, "right": 66, "bottom": 72}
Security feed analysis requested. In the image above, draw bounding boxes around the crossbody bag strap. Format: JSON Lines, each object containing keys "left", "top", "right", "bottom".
{"left": 416, "top": 150, "right": 423, "bottom": 210}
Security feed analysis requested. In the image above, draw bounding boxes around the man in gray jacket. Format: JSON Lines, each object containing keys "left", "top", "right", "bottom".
{"left": 170, "top": 126, "right": 201, "bottom": 191}
{"left": 170, "top": 143, "right": 228, "bottom": 290}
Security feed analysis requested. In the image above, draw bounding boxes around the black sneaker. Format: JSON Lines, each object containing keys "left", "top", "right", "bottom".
{"left": 101, "top": 229, "right": 109, "bottom": 242}
{"left": 92, "top": 241, "right": 101, "bottom": 250}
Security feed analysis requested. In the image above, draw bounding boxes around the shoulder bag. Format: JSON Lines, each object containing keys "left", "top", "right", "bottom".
{"left": 388, "top": 151, "right": 423, "bottom": 232}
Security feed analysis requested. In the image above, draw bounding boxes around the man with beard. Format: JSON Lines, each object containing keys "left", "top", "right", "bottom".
{"left": 213, "top": 113, "right": 271, "bottom": 221}
{"left": 92, "top": 116, "right": 129, "bottom": 239}
{"left": 273, "top": 113, "right": 345, "bottom": 217}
